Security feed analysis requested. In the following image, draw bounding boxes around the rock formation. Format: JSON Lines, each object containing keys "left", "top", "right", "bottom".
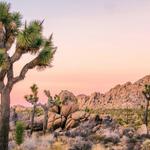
{"left": 77, "top": 75, "right": 150, "bottom": 109}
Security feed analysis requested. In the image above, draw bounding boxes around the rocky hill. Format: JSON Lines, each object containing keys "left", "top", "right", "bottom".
{"left": 77, "top": 75, "right": 150, "bottom": 109}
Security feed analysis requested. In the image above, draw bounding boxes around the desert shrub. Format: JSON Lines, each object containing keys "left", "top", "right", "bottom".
{"left": 69, "top": 138, "right": 92, "bottom": 150}
{"left": 89, "top": 134, "right": 104, "bottom": 143}
{"left": 96, "top": 108, "right": 150, "bottom": 129}
{"left": 142, "top": 139, "right": 150, "bottom": 150}
{"left": 116, "top": 118, "right": 126, "bottom": 126}
{"left": 15, "top": 121, "right": 25, "bottom": 145}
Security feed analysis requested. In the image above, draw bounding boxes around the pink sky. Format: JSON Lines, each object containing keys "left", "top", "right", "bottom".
{"left": 5, "top": 0, "right": 150, "bottom": 105}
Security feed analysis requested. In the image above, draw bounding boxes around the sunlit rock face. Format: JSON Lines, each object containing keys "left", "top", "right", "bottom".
{"left": 77, "top": 75, "right": 150, "bottom": 109}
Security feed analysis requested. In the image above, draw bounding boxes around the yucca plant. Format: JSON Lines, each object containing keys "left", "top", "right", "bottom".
{"left": 0, "top": 2, "right": 57, "bottom": 150}
{"left": 15, "top": 121, "right": 25, "bottom": 146}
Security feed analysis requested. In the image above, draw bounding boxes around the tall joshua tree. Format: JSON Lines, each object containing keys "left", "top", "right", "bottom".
{"left": 0, "top": 2, "right": 56, "bottom": 150}
{"left": 142, "top": 84, "right": 150, "bottom": 128}
{"left": 24, "top": 84, "right": 39, "bottom": 135}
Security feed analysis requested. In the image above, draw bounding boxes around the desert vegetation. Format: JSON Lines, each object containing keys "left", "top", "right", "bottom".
{"left": 86, "top": 108, "right": 149, "bottom": 129}
{"left": 0, "top": 1, "right": 150, "bottom": 150}
{"left": 7, "top": 84, "right": 150, "bottom": 150}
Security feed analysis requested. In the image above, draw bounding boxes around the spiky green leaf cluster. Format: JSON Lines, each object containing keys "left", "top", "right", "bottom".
{"left": 11, "top": 12, "right": 22, "bottom": 29}
{"left": 0, "top": 2, "right": 10, "bottom": 25}
{"left": 38, "top": 46, "right": 53, "bottom": 65}
{"left": 0, "top": 2, "right": 22, "bottom": 29}
{"left": 38, "top": 35, "right": 56, "bottom": 69}
{"left": 53, "top": 95, "right": 61, "bottom": 106}
{"left": 24, "top": 84, "right": 39, "bottom": 104}
{"left": 17, "top": 20, "right": 43, "bottom": 53}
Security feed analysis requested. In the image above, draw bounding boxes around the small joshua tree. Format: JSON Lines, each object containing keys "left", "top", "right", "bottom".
{"left": 37, "top": 90, "right": 54, "bottom": 134}
{"left": 15, "top": 121, "right": 24, "bottom": 146}
{"left": 37, "top": 90, "right": 62, "bottom": 134}
{"left": 142, "top": 84, "right": 150, "bottom": 128}
{"left": 24, "top": 84, "right": 39, "bottom": 135}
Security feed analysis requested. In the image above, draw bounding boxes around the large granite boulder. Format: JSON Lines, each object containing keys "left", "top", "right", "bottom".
{"left": 61, "top": 103, "right": 78, "bottom": 118}
{"left": 59, "top": 90, "right": 77, "bottom": 105}
{"left": 47, "top": 112, "right": 65, "bottom": 130}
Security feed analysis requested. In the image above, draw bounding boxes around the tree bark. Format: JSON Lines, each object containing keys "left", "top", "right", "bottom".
{"left": 0, "top": 88, "right": 10, "bottom": 150}
{"left": 43, "top": 110, "right": 48, "bottom": 134}
{"left": 144, "top": 100, "right": 149, "bottom": 126}
{"left": 30, "top": 104, "right": 36, "bottom": 135}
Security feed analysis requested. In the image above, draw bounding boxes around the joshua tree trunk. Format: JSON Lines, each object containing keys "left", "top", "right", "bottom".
{"left": 30, "top": 104, "right": 36, "bottom": 135}
{"left": 144, "top": 100, "right": 149, "bottom": 126}
{"left": 0, "top": 88, "right": 11, "bottom": 150}
{"left": 43, "top": 110, "right": 48, "bottom": 134}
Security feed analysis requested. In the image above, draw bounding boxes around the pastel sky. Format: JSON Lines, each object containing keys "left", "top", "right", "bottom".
{"left": 5, "top": 0, "right": 150, "bottom": 105}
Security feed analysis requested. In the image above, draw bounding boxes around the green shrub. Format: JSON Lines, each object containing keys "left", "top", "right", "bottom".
{"left": 15, "top": 121, "right": 25, "bottom": 145}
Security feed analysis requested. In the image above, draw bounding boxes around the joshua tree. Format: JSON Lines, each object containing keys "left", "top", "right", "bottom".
{"left": 0, "top": 2, "right": 56, "bottom": 150}
{"left": 24, "top": 84, "right": 39, "bottom": 135}
{"left": 142, "top": 84, "right": 150, "bottom": 128}
{"left": 37, "top": 90, "right": 54, "bottom": 134}
{"left": 38, "top": 90, "right": 62, "bottom": 134}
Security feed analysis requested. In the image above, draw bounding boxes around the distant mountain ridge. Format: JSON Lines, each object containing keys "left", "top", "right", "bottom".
{"left": 77, "top": 75, "right": 150, "bottom": 109}
{"left": 12, "top": 75, "right": 150, "bottom": 110}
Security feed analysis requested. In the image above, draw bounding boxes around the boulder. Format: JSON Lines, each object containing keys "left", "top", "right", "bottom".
{"left": 76, "top": 94, "right": 89, "bottom": 109}
{"left": 47, "top": 112, "right": 65, "bottom": 130}
{"left": 65, "top": 111, "right": 91, "bottom": 129}
{"left": 61, "top": 103, "right": 79, "bottom": 118}
{"left": 137, "top": 124, "right": 148, "bottom": 136}
{"left": 123, "top": 127, "right": 135, "bottom": 138}
{"left": 65, "top": 118, "right": 78, "bottom": 130}
{"left": 71, "top": 111, "right": 87, "bottom": 120}
{"left": 66, "top": 120, "right": 99, "bottom": 138}
{"left": 59, "top": 90, "right": 77, "bottom": 105}
{"left": 50, "top": 105, "right": 59, "bottom": 114}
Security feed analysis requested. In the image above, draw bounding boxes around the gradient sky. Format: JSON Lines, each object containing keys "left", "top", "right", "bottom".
{"left": 4, "top": 0, "right": 150, "bottom": 105}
